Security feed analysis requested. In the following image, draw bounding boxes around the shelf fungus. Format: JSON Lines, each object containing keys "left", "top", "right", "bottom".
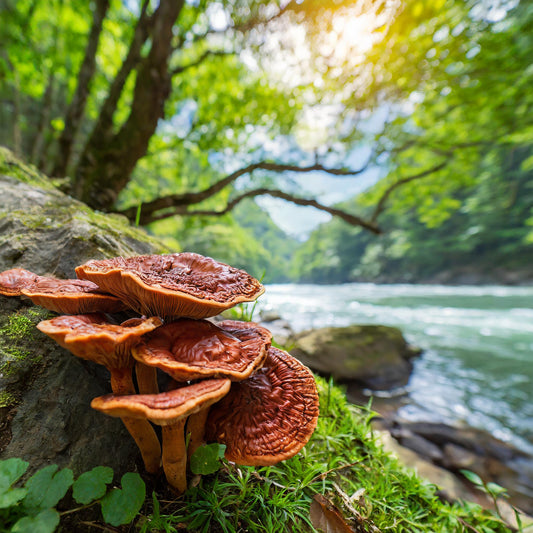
{"left": 132, "top": 319, "right": 272, "bottom": 381}
{"left": 75, "top": 252, "right": 265, "bottom": 320}
{"left": 91, "top": 378, "right": 231, "bottom": 493}
{"left": 206, "top": 347, "right": 320, "bottom": 466}
{"left": 0, "top": 267, "right": 126, "bottom": 314}
{"left": 37, "top": 313, "right": 163, "bottom": 473}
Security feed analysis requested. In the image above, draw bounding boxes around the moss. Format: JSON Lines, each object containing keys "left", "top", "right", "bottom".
{"left": 0, "top": 391, "right": 16, "bottom": 408}
{"left": 0, "top": 147, "right": 56, "bottom": 191}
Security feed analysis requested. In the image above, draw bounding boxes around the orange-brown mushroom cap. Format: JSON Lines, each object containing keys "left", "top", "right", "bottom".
{"left": 132, "top": 319, "right": 271, "bottom": 381}
{"left": 0, "top": 268, "right": 43, "bottom": 296}
{"left": 91, "top": 378, "right": 231, "bottom": 425}
{"left": 21, "top": 278, "right": 127, "bottom": 314}
{"left": 36, "top": 313, "right": 162, "bottom": 369}
{"left": 205, "top": 347, "right": 319, "bottom": 466}
{"left": 75, "top": 253, "right": 265, "bottom": 320}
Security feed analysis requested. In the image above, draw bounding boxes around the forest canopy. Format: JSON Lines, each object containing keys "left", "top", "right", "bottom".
{"left": 1, "top": 0, "right": 532, "bottom": 282}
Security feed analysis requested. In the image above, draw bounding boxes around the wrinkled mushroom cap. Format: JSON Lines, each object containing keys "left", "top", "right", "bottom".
{"left": 21, "top": 278, "right": 127, "bottom": 314}
{"left": 75, "top": 253, "right": 264, "bottom": 320}
{"left": 132, "top": 319, "right": 271, "bottom": 381}
{"left": 37, "top": 313, "right": 162, "bottom": 369}
{"left": 206, "top": 346, "right": 319, "bottom": 466}
{"left": 0, "top": 268, "right": 42, "bottom": 296}
{"left": 91, "top": 378, "right": 231, "bottom": 426}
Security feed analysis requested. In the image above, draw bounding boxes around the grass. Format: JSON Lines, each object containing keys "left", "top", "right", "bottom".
{"left": 133, "top": 376, "right": 516, "bottom": 533}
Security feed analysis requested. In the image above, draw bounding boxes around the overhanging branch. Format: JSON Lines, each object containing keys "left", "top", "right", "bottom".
{"left": 370, "top": 160, "right": 448, "bottom": 223}
{"left": 117, "top": 157, "right": 373, "bottom": 222}
{"left": 146, "top": 187, "right": 382, "bottom": 234}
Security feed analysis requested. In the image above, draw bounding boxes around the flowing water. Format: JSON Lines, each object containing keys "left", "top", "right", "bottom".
{"left": 258, "top": 283, "right": 533, "bottom": 455}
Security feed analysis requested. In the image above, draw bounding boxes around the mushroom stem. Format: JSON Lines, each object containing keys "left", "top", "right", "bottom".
{"left": 110, "top": 366, "right": 162, "bottom": 474}
{"left": 121, "top": 417, "right": 162, "bottom": 474}
{"left": 135, "top": 361, "right": 159, "bottom": 394}
{"left": 186, "top": 408, "right": 210, "bottom": 460}
{"left": 110, "top": 366, "right": 136, "bottom": 395}
{"left": 162, "top": 420, "right": 188, "bottom": 493}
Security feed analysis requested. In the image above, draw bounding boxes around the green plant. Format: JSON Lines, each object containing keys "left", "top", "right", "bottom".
{"left": 136, "top": 376, "right": 517, "bottom": 533}
{"left": 0, "top": 458, "right": 145, "bottom": 532}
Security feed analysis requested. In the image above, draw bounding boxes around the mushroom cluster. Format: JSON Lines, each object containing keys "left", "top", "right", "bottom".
{"left": 0, "top": 253, "right": 319, "bottom": 493}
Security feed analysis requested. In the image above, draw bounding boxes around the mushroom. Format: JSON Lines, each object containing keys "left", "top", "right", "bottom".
{"left": 205, "top": 346, "right": 320, "bottom": 466}
{"left": 91, "top": 378, "right": 231, "bottom": 493}
{"left": 132, "top": 319, "right": 272, "bottom": 381}
{"left": 0, "top": 268, "right": 43, "bottom": 296}
{"left": 20, "top": 277, "right": 127, "bottom": 314}
{"left": 75, "top": 253, "right": 265, "bottom": 320}
{"left": 37, "top": 313, "right": 163, "bottom": 473}
{"left": 132, "top": 318, "right": 271, "bottom": 456}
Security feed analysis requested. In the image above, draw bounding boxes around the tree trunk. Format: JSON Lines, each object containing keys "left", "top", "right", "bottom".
{"left": 50, "top": 0, "right": 110, "bottom": 178}
{"left": 73, "top": 0, "right": 185, "bottom": 211}
{"left": 30, "top": 73, "right": 55, "bottom": 166}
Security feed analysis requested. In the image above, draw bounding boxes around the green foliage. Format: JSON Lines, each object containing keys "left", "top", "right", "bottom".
{"left": 0, "top": 459, "right": 144, "bottom": 532}
{"left": 190, "top": 444, "right": 227, "bottom": 476}
{"left": 137, "top": 377, "right": 514, "bottom": 533}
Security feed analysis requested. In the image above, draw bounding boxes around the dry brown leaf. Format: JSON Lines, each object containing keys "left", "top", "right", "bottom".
{"left": 310, "top": 493, "right": 356, "bottom": 533}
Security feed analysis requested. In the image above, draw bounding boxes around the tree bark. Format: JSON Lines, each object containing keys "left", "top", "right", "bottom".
{"left": 30, "top": 72, "right": 55, "bottom": 165}
{"left": 51, "top": 0, "right": 110, "bottom": 178}
{"left": 73, "top": 0, "right": 185, "bottom": 210}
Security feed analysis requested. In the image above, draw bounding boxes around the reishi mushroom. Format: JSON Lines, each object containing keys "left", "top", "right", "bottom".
{"left": 91, "top": 378, "right": 231, "bottom": 493}
{"left": 206, "top": 346, "right": 320, "bottom": 466}
{"left": 21, "top": 277, "right": 127, "bottom": 314}
{"left": 0, "top": 268, "right": 42, "bottom": 296}
{"left": 75, "top": 252, "right": 265, "bottom": 320}
{"left": 37, "top": 313, "right": 163, "bottom": 473}
{"left": 132, "top": 318, "right": 272, "bottom": 381}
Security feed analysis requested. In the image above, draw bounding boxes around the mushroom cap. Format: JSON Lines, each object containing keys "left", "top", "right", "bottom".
{"left": 75, "top": 253, "right": 265, "bottom": 320}
{"left": 21, "top": 277, "right": 127, "bottom": 314}
{"left": 91, "top": 378, "right": 231, "bottom": 426}
{"left": 37, "top": 313, "right": 162, "bottom": 369}
{"left": 0, "top": 268, "right": 42, "bottom": 296}
{"left": 132, "top": 319, "right": 271, "bottom": 381}
{"left": 205, "top": 346, "right": 319, "bottom": 466}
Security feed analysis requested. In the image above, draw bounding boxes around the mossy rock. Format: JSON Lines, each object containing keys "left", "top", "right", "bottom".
{"left": 289, "top": 324, "right": 421, "bottom": 390}
{"left": 0, "top": 149, "right": 171, "bottom": 475}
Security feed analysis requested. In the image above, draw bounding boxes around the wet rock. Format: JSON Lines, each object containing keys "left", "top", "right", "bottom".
{"left": 289, "top": 324, "right": 421, "bottom": 390}
{"left": 0, "top": 149, "right": 167, "bottom": 476}
{"left": 386, "top": 418, "right": 533, "bottom": 515}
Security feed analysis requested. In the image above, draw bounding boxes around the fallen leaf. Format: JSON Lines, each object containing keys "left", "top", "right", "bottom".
{"left": 310, "top": 493, "right": 356, "bottom": 533}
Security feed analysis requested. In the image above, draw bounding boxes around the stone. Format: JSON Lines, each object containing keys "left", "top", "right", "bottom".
{"left": 0, "top": 148, "right": 168, "bottom": 476}
{"left": 289, "top": 324, "right": 420, "bottom": 390}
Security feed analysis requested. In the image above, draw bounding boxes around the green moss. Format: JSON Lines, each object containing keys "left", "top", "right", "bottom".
{"left": 0, "top": 391, "right": 16, "bottom": 408}
{"left": 0, "top": 147, "right": 55, "bottom": 190}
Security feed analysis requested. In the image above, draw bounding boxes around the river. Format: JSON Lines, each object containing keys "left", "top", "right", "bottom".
{"left": 258, "top": 283, "right": 533, "bottom": 456}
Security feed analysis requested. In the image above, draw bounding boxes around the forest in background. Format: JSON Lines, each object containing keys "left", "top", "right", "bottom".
{"left": 1, "top": 0, "right": 532, "bottom": 284}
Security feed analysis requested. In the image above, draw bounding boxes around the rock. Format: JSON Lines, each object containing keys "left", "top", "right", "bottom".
{"left": 0, "top": 149, "right": 168, "bottom": 476}
{"left": 386, "top": 418, "right": 533, "bottom": 515}
{"left": 289, "top": 324, "right": 420, "bottom": 390}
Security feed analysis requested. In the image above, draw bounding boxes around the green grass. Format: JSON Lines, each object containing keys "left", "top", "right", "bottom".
{"left": 134, "top": 376, "right": 515, "bottom": 533}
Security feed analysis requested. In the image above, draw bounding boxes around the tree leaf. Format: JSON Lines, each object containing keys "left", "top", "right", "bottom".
{"left": 309, "top": 494, "right": 355, "bottom": 533}
{"left": 23, "top": 465, "right": 74, "bottom": 512}
{"left": 72, "top": 466, "right": 114, "bottom": 505}
{"left": 11, "top": 508, "right": 60, "bottom": 533}
{"left": 0, "top": 457, "right": 29, "bottom": 492}
{"left": 189, "top": 443, "right": 226, "bottom": 475}
{"left": 100, "top": 472, "right": 145, "bottom": 526}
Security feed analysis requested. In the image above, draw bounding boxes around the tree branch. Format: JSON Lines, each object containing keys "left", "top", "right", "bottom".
{"left": 144, "top": 187, "right": 382, "bottom": 234}
{"left": 117, "top": 158, "right": 373, "bottom": 222}
{"left": 370, "top": 160, "right": 448, "bottom": 223}
{"left": 171, "top": 50, "right": 233, "bottom": 76}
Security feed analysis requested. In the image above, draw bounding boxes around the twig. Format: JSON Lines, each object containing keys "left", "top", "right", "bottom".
{"left": 310, "top": 460, "right": 365, "bottom": 484}
{"left": 333, "top": 482, "right": 383, "bottom": 533}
